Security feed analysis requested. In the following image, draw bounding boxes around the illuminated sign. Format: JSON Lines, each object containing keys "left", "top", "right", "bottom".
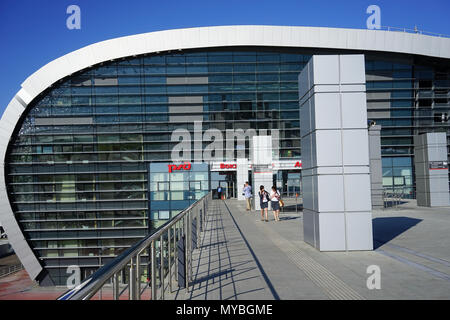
{"left": 220, "top": 163, "right": 237, "bottom": 169}
{"left": 294, "top": 161, "right": 302, "bottom": 168}
{"left": 168, "top": 162, "right": 191, "bottom": 173}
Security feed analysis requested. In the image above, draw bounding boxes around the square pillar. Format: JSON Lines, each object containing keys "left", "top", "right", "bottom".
{"left": 414, "top": 132, "right": 450, "bottom": 207}
{"left": 369, "top": 125, "right": 383, "bottom": 209}
{"left": 251, "top": 136, "right": 273, "bottom": 211}
{"left": 236, "top": 158, "right": 248, "bottom": 201}
{"left": 299, "top": 54, "right": 373, "bottom": 251}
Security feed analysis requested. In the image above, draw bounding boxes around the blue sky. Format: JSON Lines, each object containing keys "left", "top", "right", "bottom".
{"left": 0, "top": 0, "right": 449, "bottom": 115}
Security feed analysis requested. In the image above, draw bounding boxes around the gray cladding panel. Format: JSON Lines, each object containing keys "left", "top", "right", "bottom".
{"left": 168, "top": 96, "right": 203, "bottom": 104}
{"left": 35, "top": 117, "right": 93, "bottom": 126}
{"left": 166, "top": 77, "right": 208, "bottom": 85}
{"left": 414, "top": 132, "right": 449, "bottom": 207}
{"left": 168, "top": 105, "right": 203, "bottom": 114}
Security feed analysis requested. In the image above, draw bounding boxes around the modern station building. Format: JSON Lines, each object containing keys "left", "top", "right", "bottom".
{"left": 1, "top": 26, "right": 449, "bottom": 285}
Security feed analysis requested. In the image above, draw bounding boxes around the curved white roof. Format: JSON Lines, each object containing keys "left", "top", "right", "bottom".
{"left": 20, "top": 25, "right": 450, "bottom": 105}
{"left": 1, "top": 25, "right": 450, "bottom": 281}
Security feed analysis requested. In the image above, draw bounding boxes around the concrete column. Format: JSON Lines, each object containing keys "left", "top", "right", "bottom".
{"left": 414, "top": 132, "right": 450, "bottom": 207}
{"left": 251, "top": 136, "right": 273, "bottom": 211}
{"left": 236, "top": 158, "right": 248, "bottom": 201}
{"left": 369, "top": 125, "right": 383, "bottom": 209}
{"left": 299, "top": 54, "right": 373, "bottom": 251}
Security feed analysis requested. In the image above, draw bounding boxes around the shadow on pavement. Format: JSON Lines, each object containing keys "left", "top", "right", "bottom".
{"left": 279, "top": 216, "right": 300, "bottom": 221}
{"left": 281, "top": 204, "right": 303, "bottom": 212}
{"left": 372, "top": 217, "right": 422, "bottom": 249}
{"left": 383, "top": 200, "right": 409, "bottom": 208}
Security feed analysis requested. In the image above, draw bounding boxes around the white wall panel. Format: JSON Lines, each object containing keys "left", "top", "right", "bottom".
{"left": 300, "top": 54, "right": 373, "bottom": 251}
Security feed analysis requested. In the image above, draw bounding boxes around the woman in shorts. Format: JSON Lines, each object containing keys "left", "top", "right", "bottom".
{"left": 269, "top": 186, "right": 281, "bottom": 222}
{"left": 258, "top": 185, "right": 269, "bottom": 222}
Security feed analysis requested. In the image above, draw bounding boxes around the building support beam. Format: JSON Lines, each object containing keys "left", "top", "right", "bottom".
{"left": 251, "top": 136, "right": 273, "bottom": 211}
{"left": 414, "top": 132, "right": 450, "bottom": 207}
{"left": 369, "top": 125, "right": 383, "bottom": 209}
{"left": 299, "top": 54, "right": 373, "bottom": 251}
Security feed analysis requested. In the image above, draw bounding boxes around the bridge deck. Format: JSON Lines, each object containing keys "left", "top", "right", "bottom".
{"left": 167, "top": 199, "right": 450, "bottom": 300}
{"left": 0, "top": 198, "right": 449, "bottom": 300}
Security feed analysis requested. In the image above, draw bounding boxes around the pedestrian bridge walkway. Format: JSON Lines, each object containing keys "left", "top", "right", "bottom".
{"left": 2, "top": 196, "right": 449, "bottom": 300}
{"left": 166, "top": 199, "right": 450, "bottom": 300}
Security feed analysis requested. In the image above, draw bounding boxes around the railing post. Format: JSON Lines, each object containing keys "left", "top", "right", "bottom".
{"left": 199, "top": 208, "right": 203, "bottom": 232}
{"left": 189, "top": 210, "right": 193, "bottom": 286}
{"left": 197, "top": 206, "right": 200, "bottom": 242}
{"left": 136, "top": 253, "right": 141, "bottom": 300}
{"left": 202, "top": 200, "right": 206, "bottom": 231}
{"left": 129, "top": 257, "right": 136, "bottom": 300}
{"left": 151, "top": 240, "right": 157, "bottom": 300}
{"left": 184, "top": 215, "right": 190, "bottom": 292}
{"left": 168, "top": 227, "right": 172, "bottom": 293}
{"left": 113, "top": 272, "right": 119, "bottom": 300}
{"left": 160, "top": 237, "right": 164, "bottom": 300}
{"left": 192, "top": 213, "right": 198, "bottom": 251}
{"left": 206, "top": 196, "right": 209, "bottom": 230}
{"left": 173, "top": 224, "right": 178, "bottom": 288}
{"left": 177, "top": 224, "right": 186, "bottom": 288}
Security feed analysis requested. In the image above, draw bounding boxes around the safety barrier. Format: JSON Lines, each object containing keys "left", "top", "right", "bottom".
{"left": 0, "top": 263, "right": 23, "bottom": 278}
{"left": 58, "top": 192, "right": 212, "bottom": 300}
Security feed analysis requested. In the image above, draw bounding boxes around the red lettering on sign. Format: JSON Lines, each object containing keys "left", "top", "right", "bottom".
{"left": 220, "top": 163, "right": 237, "bottom": 169}
{"left": 294, "top": 161, "right": 302, "bottom": 168}
{"left": 168, "top": 162, "right": 191, "bottom": 173}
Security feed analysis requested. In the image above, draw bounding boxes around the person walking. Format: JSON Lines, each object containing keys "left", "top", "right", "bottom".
{"left": 217, "top": 186, "right": 222, "bottom": 200}
{"left": 258, "top": 185, "right": 269, "bottom": 222}
{"left": 243, "top": 182, "right": 252, "bottom": 211}
{"left": 269, "top": 186, "right": 281, "bottom": 221}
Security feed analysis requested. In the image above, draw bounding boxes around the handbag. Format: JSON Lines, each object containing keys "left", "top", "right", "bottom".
{"left": 278, "top": 192, "right": 284, "bottom": 207}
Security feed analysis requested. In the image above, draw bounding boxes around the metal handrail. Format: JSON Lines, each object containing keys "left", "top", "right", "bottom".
{"left": 58, "top": 192, "right": 212, "bottom": 300}
{"left": 0, "top": 263, "right": 24, "bottom": 278}
{"left": 383, "top": 186, "right": 408, "bottom": 209}
{"left": 376, "top": 26, "right": 450, "bottom": 39}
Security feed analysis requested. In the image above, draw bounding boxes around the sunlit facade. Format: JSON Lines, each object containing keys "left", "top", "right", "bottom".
{"left": 1, "top": 26, "right": 449, "bottom": 285}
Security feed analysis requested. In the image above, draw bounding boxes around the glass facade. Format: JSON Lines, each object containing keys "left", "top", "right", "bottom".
{"left": 4, "top": 47, "right": 450, "bottom": 284}
{"left": 149, "top": 162, "right": 209, "bottom": 230}
{"left": 365, "top": 56, "right": 450, "bottom": 197}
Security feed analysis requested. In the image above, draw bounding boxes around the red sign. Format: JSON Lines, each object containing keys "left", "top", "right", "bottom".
{"left": 168, "top": 162, "right": 191, "bottom": 173}
{"left": 220, "top": 163, "right": 237, "bottom": 169}
{"left": 294, "top": 161, "right": 302, "bottom": 168}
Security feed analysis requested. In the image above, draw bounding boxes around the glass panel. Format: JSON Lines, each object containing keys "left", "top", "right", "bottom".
{"left": 158, "top": 211, "right": 170, "bottom": 220}
{"left": 170, "top": 192, "right": 184, "bottom": 200}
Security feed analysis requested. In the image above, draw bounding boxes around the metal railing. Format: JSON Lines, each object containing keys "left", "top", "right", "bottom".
{"left": 58, "top": 192, "right": 212, "bottom": 300}
{"left": 278, "top": 192, "right": 302, "bottom": 214}
{"left": 0, "top": 263, "right": 24, "bottom": 278}
{"left": 377, "top": 26, "right": 450, "bottom": 39}
{"left": 383, "top": 187, "right": 407, "bottom": 209}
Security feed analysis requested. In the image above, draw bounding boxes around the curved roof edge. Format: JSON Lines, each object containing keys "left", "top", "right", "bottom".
{"left": 1, "top": 24, "right": 450, "bottom": 282}
{"left": 20, "top": 25, "right": 450, "bottom": 103}
{"left": 0, "top": 95, "right": 43, "bottom": 281}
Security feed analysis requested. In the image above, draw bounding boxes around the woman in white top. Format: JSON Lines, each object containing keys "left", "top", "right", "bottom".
{"left": 269, "top": 186, "right": 281, "bottom": 222}
{"left": 258, "top": 185, "right": 270, "bottom": 222}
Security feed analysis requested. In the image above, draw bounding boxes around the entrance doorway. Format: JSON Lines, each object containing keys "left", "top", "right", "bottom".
{"left": 211, "top": 171, "right": 236, "bottom": 199}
